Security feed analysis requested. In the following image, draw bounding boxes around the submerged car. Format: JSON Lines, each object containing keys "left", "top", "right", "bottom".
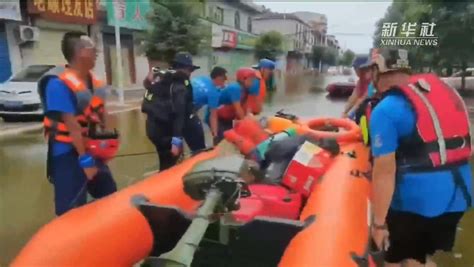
{"left": 0, "top": 65, "right": 55, "bottom": 121}
{"left": 326, "top": 79, "right": 356, "bottom": 97}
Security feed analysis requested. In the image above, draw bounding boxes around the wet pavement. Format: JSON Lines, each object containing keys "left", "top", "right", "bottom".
{"left": 1, "top": 74, "right": 473, "bottom": 266}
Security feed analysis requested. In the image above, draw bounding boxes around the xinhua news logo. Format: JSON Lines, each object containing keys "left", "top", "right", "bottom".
{"left": 380, "top": 22, "right": 438, "bottom": 47}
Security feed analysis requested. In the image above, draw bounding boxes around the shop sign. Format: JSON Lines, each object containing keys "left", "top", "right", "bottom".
{"left": 236, "top": 32, "right": 256, "bottom": 50}
{"left": 0, "top": 0, "right": 21, "bottom": 21}
{"left": 106, "top": 0, "right": 150, "bottom": 30}
{"left": 28, "top": 0, "right": 97, "bottom": 24}
{"left": 222, "top": 30, "right": 237, "bottom": 48}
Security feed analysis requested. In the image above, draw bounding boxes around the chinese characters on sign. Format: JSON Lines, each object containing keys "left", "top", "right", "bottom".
{"left": 106, "top": 1, "right": 150, "bottom": 30}
{"left": 28, "top": 0, "right": 97, "bottom": 24}
{"left": 380, "top": 22, "right": 438, "bottom": 46}
{"left": 222, "top": 30, "right": 237, "bottom": 48}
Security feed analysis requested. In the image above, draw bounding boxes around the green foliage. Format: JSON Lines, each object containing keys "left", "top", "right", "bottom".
{"left": 322, "top": 47, "right": 338, "bottom": 66}
{"left": 340, "top": 50, "right": 356, "bottom": 67}
{"left": 254, "top": 31, "right": 284, "bottom": 61}
{"left": 143, "top": 0, "right": 211, "bottom": 63}
{"left": 311, "top": 46, "right": 324, "bottom": 66}
{"left": 311, "top": 45, "right": 338, "bottom": 66}
{"left": 373, "top": 0, "right": 474, "bottom": 89}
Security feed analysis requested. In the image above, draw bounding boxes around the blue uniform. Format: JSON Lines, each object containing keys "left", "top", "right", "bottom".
{"left": 218, "top": 81, "right": 259, "bottom": 105}
{"left": 370, "top": 91, "right": 472, "bottom": 217}
{"left": 45, "top": 78, "right": 116, "bottom": 216}
{"left": 45, "top": 78, "right": 76, "bottom": 156}
{"left": 190, "top": 76, "right": 221, "bottom": 111}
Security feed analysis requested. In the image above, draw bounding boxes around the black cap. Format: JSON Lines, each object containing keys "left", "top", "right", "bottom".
{"left": 172, "top": 52, "right": 200, "bottom": 70}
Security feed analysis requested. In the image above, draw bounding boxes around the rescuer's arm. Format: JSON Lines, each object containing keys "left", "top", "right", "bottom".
{"left": 209, "top": 110, "right": 218, "bottom": 137}
{"left": 372, "top": 153, "right": 396, "bottom": 225}
{"left": 369, "top": 107, "right": 398, "bottom": 249}
{"left": 232, "top": 102, "right": 246, "bottom": 119}
{"left": 208, "top": 87, "right": 221, "bottom": 137}
{"left": 342, "top": 88, "right": 358, "bottom": 117}
{"left": 62, "top": 113, "right": 87, "bottom": 156}
{"left": 45, "top": 78, "right": 98, "bottom": 180}
{"left": 171, "top": 82, "right": 188, "bottom": 152}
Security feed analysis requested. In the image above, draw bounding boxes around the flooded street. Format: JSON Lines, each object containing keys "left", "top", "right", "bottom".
{"left": 1, "top": 74, "right": 473, "bottom": 266}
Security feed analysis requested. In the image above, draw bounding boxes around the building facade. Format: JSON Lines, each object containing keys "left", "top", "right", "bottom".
{"left": 0, "top": 1, "right": 22, "bottom": 82}
{"left": 207, "top": 0, "right": 263, "bottom": 77}
{"left": 253, "top": 13, "right": 314, "bottom": 71}
{"left": 1, "top": 0, "right": 264, "bottom": 86}
{"left": 293, "top": 12, "right": 327, "bottom": 46}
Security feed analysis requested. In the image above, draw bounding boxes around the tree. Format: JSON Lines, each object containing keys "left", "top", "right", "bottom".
{"left": 311, "top": 45, "right": 338, "bottom": 67}
{"left": 373, "top": 0, "right": 474, "bottom": 90}
{"left": 340, "top": 50, "right": 356, "bottom": 66}
{"left": 311, "top": 45, "right": 325, "bottom": 67}
{"left": 143, "top": 0, "right": 211, "bottom": 63}
{"left": 254, "top": 31, "right": 284, "bottom": 61}
{"left": 322, "top": 47, "right": 338, "bottom": 66}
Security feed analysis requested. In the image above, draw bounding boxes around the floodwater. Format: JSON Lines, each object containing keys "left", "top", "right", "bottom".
{"left": 0, "top": 74, "right": 472, "bottom": 266}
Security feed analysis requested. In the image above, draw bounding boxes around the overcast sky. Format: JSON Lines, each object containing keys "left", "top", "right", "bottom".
{"left": 254, "top": 1, "right": 393, "bottom": 54}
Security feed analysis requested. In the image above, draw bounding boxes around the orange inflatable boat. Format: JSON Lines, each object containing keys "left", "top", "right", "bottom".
{"left": 12, "top": 115, "right": 373, "bottom": 267}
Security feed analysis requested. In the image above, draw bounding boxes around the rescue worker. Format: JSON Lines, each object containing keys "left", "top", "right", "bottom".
{"left": 38, "top": 31, "right": 117, "bottom": 216}
{"left": 215, "top": 67, "right": 261, "bottom": 143}
{"left": 249, "top": 58, "right": 276, "bottom": 113}
{"left": 142, "top": 52, "right": 196, "bottom": 171}
{"left": 189, "top": 66, "right": 227, "bottom": 147}
{"left": 342, "top": 55, "right": 372, "bottom": 118}
{"left": 363, "top": 48, "right": 472, "bottom": 267}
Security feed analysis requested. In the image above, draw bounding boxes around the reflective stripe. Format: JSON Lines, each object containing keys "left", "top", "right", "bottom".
{"left": 360, "top": 115, "right": 369, "bottom": 145}
{"left": 41, "top": 68, "right": 106, "bottom": 143}
{"left": 408, "top": 83, "right": 447, "bottom": 164}
{"left": 449, "top": 84, "right": 473, "bottom": 152}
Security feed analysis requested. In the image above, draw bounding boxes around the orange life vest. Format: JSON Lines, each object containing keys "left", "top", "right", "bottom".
{"left": 38, "top": 67, "right": 108, "bottom": 143}
{"left": 224, "top": 118, "right": 269, "bottom": 155}
{"left": 245, "top": 70, "right": 266, "bottom": 115}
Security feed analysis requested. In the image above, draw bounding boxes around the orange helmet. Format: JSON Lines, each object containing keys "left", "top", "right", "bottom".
{"left": 236, "top": 67, "right": 256, "bottom": 82}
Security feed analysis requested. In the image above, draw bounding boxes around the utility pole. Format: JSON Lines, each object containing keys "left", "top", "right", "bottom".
{"left": 114, "top": 3, "right": 124, "bottom": 105}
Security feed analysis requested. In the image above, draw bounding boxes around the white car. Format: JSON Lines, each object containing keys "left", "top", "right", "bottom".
{"left": 441, "top": 68, "right": 474, "bottom": 91}
{"left": 0, "top": 65, "right": 56, "bottom": 121}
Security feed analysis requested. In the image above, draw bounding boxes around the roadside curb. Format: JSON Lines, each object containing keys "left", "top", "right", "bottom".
{"left": 0, "top": 123, "right": 43, "bottom": 138}
{"left": 0, "top": 102, "right": 142, "bottom": 139}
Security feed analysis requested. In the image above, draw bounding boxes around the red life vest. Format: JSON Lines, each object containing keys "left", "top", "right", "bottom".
{"left": 385, "top": 73, "right": 471, "bottom": 169}
{"left": 217, "top": 85, "right": 253, "bottom": 121}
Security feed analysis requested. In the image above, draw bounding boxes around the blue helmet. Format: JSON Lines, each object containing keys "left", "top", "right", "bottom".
{"left": 258, "top": 59, "right": 276, "bottom": 70}
{"left": 352, "top": 56, "right": 370, "bottom": 69}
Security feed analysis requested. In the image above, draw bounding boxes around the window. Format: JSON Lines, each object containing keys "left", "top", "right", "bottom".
{"left": 247, "top": 16, "right": 252, "bottom": 32}
{"left": 214, "top": 7, "right": 224, "bottom": 24}
{"left": 234, "top": 11, "right": 241, "bottom": 30}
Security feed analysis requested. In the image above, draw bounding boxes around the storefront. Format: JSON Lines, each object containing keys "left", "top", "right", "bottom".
{"left": 0, "top": 0, "right": 21, "bottom": 82}
{"left": 104, "top": 1, "right": 150, "bottom": 87}
{"left": 211, "top": 24, "right": 258, "bottom": 77}
{"left": 25, "top": 0, "right": 98, "bottom": 66}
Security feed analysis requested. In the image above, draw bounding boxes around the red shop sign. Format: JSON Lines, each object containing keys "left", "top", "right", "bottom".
{"left": 222, "top": 30, "right": 237, "bottom": 48}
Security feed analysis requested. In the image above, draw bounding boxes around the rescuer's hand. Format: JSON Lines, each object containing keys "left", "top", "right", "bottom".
{"left": 171, "top": 144, "right": 182, "bottom": 157}
{"left": 83, "top": 167, "right": 99, "bottom": 181}
{"left": 371, "top": 224, "right": 389, "bottom": 251}
{"left": 78, "top": 154, "right": 98, "bottom": 180}
{"left": 171, "top": 137, "right": 183, "bottom": 157}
